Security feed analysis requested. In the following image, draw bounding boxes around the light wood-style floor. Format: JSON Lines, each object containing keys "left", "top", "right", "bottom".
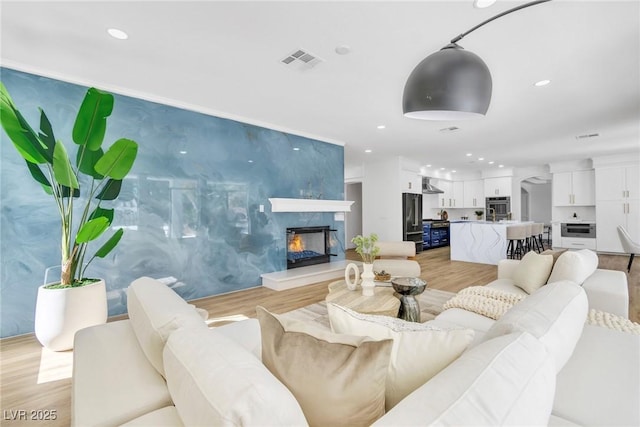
{"left": 1, "top": 246, "right": 637, "bottom": 426}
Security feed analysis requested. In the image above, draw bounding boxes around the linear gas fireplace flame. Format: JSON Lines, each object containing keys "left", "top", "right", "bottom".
{"left": 286, "top": 226, "right": 336, "bottom": 269}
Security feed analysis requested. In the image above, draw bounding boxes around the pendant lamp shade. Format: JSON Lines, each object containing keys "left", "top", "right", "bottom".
{"left": 403, "top": 43, "right": 493, "bottom": 120}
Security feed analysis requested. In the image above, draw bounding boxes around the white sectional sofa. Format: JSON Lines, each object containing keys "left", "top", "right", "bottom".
{"left": 72, "top": 249, "right": 639, "bottom": 426}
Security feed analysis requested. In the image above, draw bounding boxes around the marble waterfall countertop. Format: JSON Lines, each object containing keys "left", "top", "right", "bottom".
{"left": 449, "top": 221, "right": 532, "bottom": 265}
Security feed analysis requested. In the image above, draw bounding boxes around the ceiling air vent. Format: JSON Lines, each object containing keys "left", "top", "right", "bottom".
{"left": 281, "top": 48, "right": 322, "bottom": 71}
{"left": 575, "top": 133, "right": 600, "bottom": 140}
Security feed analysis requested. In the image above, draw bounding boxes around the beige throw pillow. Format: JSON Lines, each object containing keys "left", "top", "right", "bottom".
{"left": 547, "top": 249, "right": 599, "bottom": 285}
{"left": 328, "top": 303, "right": 474, "bottom": 410}
{"left": 512, "top": 251, "right": 554, "bottom": 294}
{"left": 256, "top": 306, "right": 392, "bottom": 427}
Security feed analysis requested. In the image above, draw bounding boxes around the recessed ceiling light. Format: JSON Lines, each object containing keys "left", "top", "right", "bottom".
{"left": 293, "top": 147, "right": 300, "bottom": 151}
{"left": 474, "top": 0, "right": 497, "bottom": 8}
{"left": 377, "top": 125, "right": 386, "bottom": 129}
{"left": 107, "top": 28, "right": 128, "bottom": 40}
{"left": 426, "top": 164, "right": 432, "bottom": 167}
{"left": 478, "top": 157, "right": 485, "bottom": 161}
{"left": 365, "top": 149, "right": 372, "bottom": 153}
{"left": 498, "top": 164, "right": 505, "bottom": 168}
{"left": 440, "top": 167, "right": 446, "bottom": 170}
{"left": 248, "top": 160, "right": 254, "bottom": 163}
{"left": 335, "top": 45, "right": 351, "bottom": 55}
{"left": 179, "top": 150, "right": 187, "bottom": 155}
{"left": 466, "top": 153, "right": 472, "bottom": 157}
{"left": 488, "top": 161, "right": 495, "bottom": 164}
{"left": 534, "top": 79, "right": 551, "bottom": 87}
{"left": 452, "top": 170, "right": 457, "bottom": 173}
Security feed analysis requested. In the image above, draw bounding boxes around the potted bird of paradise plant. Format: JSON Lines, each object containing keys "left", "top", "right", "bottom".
{"left": 0, "top": 83, "right": 138, "bottom": 351}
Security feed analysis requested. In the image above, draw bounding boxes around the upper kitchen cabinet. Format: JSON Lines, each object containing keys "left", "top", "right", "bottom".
{"left": 400, "top": 169, "right": 422, "bottom": 194}
{"left": 484, "top": 177, "right": 512, "bottom": 197}
{"left": 463, "top": 179, "right": 484, "bottom": 208}
{"left": 595, "top": 165, "right": 639, "bottom": 201}
{"left": 436, "top": 180, "right": 452, "bottom": 209}
{"left": 552, "top": 170, "right": 595, "bottom": 206}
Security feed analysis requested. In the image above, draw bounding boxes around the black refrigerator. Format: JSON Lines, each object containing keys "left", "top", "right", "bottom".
{"left": 402, "top": 193, "right": 423, "bottom": 253}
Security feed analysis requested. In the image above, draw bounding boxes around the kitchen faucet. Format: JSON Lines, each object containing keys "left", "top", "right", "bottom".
{"left": 488, "top": 208, "right": 496, "bottom": 222}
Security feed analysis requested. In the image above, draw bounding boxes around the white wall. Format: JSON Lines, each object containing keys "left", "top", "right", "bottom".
{"left": 362, "top": 158, "right": 402, "bottom": 240}
{"left": 345, "top": 182, "right": 362, "bottom": 249}
{"left": 521, "top": 182, "right": 552, "bottom": 224}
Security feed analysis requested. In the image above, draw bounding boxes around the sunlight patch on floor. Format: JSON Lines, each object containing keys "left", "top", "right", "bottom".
{"left": 206, "top": 314, "right": 249, "bottom": 326}
{"left": 37, "top": 347, "right": 73, "bottom": 384}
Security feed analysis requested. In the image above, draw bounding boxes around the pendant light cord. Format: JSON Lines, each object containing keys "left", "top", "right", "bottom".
{"left": 450, "top": 0, "right": 552, "bottom": 44}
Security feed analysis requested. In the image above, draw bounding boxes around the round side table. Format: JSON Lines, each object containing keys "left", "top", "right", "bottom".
{"left": 391, "top": 277, "right": 427, "bottom": 322}
{"left": 326, "top": 280, "right": 400, "bottom": 317}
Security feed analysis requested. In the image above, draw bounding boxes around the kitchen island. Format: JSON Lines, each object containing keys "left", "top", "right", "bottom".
{"left": 450, "top": 221, "right": 529, "bottom": 265}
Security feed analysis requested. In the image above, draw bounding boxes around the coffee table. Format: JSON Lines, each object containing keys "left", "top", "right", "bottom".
{"left": 326, "top": 280, "right": 400, "bottom": 317}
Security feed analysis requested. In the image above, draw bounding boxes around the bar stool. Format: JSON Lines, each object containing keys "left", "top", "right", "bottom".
{"left": 522, "top": 223, "right": 532, "bottom": 253}
{"left": 530, "top": 223, "right": 545, "bottom": 253}
{"left": 544, "top": 224, "right": 552, "bottom": 247}
{"left": 506, "top": 225, "right": 528, "bottom": 259}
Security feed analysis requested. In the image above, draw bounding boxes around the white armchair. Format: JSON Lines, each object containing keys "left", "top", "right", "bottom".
{"left": 372, "top": 241, "right": 421, "bottom": 278}
{"left": 617, "top": 225, "right": 640, "bottom": 272}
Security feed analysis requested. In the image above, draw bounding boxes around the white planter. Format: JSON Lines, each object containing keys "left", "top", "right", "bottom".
{"left": 34, "top": 279, "right": 107, "bottom": 351}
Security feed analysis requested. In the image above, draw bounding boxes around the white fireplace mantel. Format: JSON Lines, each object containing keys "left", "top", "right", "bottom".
{"left": 268, "top": 198, "right": 354, "bottom": 212}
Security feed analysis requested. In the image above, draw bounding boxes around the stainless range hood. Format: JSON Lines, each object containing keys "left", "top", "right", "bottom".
{"left": 422, "top": 177, "right": 444, "bottom": 194}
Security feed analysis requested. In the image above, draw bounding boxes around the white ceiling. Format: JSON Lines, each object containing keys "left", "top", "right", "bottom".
{"left": 1, "top": 1, "right": 639, "bottom": 176}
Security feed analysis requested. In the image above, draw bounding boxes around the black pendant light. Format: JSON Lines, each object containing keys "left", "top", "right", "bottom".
{"left": 403, "top": 0, "right": 551, "bottom": 121}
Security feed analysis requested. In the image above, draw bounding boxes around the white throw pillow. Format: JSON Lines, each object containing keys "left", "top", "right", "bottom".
{"left": 483, "top": 280, "right": 588, "bottom": 372}
{"left": 327, "top": 303, "right": 474, "bottom": 410}
{"left": 163, "top": 326, "right": 308, "bottom": 426}
{"left": 373, "top": 331, "right": 556, "bottom": 426}
{"left": 127, "top": 277, "right": 207, "bottom": 377}
{"left": 512, "top": 251, "right": 554, "bottom": 294}
{"left": 547, "top": 249, "right": 598, "bottom": 284}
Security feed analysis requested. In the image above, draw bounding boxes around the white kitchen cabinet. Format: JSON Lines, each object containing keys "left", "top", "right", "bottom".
{"left": 595, "top": 165, "right": 639, "bottom": 201}
{"left": 463, "top": 179, "right": 484, "bottom": 208}
{"left": 400, "top": 170, "right": 421, "bottom": 194}
{"left": 595, "top": 164, "right": 639, "bottom": 252}
{"left": 561, "top": 237, "right": 597, "bottom": 251}
{"left": 450, "top": 181, "right": 464, "bottom": 208}
{"left": 484, "top": 177, "right": 512, "bottom": 197}
{"left": 552, "top": 170, "right": 595, "bottom": 206}
{"left": 436, "top": 180, "right": 452, "bottom": 209}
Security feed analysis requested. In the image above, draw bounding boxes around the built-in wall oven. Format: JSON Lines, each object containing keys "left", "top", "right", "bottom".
{"left": 561, "top": 223, "right": 596, "bottom": 238}
{"left": 485, "top": 197, "right": 511, "bottom": 221}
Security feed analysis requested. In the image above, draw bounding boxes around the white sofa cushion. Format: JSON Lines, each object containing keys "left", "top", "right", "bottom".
{"left": 119, "top": 406, "right": 182, "bottom": 426}
{"left": 483, "top": 281, "right": 588, "bottom": 372}
{"left": 127, "top": 277, "right": 207, "bottom": 377}
{"left": 373, "top": 331, "right": 556, "bottom": 426}
{"left": 547, "top": 249, "right": 598, "bottom": 285}
{"left": 257, "top": 306, "right": 392, "bottom": 427}
{"left": 163, "top": 326, "right": 307, "bottom": 427}
{"left": 327, "top": 303, "right": 474, "bottom": 410}
{"left": 553, "top": 324, "right": 640, "bottom": 426}
{"left": 72, "top": 320, "right": 172, "bottom": 427}
{"left": 512, "top": 251, "right": 554, "bottom": 294}
{"left": 214, "top": 318, "right": 262, "bottom": 360}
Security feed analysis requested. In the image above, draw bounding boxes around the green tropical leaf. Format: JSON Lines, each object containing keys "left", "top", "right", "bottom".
{"left": 0, "top": 83, "right": 49, "bottom": 164}
{"left": 76, "top": 216, "right": 109, "bottom": 243}
{"left": 60, "top": 185, "right": 80, "bottom": 198}
{"left": 94, "top": 228, "right": 124, "bottom": 258}
{"left": 76, "top": 146, "right": 104, "bottom": 179}
{"left": 94, "top": 138, "right": 138, "bottom": 179}
{"left": 25, "top": 160, "right": 52, "bottom": 194}
{"left": 38, "top": 108, "right": 56, "bottom": 160}
{"left": 52, "top": 140, "right": 79, "bottom": 189}
{"left": 95, "top": 179, "right": 122, "bottom": 201}
{"left": 72, "top": 87, "right": 114, "bottom": 151}
{"left": 89, "top": 207, "right": 114, "bottom": 225}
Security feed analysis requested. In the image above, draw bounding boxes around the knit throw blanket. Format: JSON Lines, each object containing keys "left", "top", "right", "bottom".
{"left": 443, "top": 286, "right": 640, "bottom": 335}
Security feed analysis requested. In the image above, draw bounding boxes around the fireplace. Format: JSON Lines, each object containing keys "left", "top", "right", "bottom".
{"left": 286, "top": 226, "right": 335, "bottom": 269}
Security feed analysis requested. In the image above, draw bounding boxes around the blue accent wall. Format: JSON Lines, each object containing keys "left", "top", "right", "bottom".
{"left": 0, "top": 67, "right": 345, "bottom": 338}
